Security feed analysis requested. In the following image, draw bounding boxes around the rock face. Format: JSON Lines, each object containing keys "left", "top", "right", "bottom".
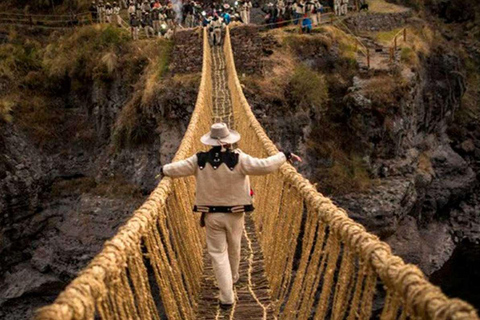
{"left": 0, "top": 29, "right": 201, "bottom": 319}
{"left": 230, "top": 22, "right": 479, "bottom": 304}
{"left": 345, "top": 11, "right": 413, "bottom": 32}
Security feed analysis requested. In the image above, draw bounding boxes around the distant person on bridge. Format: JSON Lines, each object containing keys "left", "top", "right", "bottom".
{"left": 159, "top": 123, "right": 302, "bottom": 309}
{"left": 209, "top": 15, "right": 224, "bottom": 46}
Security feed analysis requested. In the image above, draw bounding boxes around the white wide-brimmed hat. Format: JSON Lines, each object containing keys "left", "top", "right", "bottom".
{"left": 200, "top": 123, "right": 241, "bottom": 146}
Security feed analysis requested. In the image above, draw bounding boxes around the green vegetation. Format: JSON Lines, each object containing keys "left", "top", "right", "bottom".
{"left": 0, "top": 99, "right": 14, "bottom": 123}
{"left": 400, "top": 46, "right": 417, "bottom": 65}
{"left": 453, "top": 57, "right": 480, "bottom": 129}
{"left": 368, "top": 0, "right": 410, "bottom": 13}
{"left": 290, "top": 64, "right": 328, "bottom": 115}
{"left": 43, "top": 24, "right": 130, "bottom": 80}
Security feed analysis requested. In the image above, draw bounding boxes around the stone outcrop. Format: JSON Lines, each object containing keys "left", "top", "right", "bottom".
{"left": 344, "top": 10, "right": 413, "bottom": 32}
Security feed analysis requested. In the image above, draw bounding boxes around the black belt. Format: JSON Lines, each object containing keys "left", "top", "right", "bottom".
{"left": 193, "top": 205, "right": 254, "bottom": 213}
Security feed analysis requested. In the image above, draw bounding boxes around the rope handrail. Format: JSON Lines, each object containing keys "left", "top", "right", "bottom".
{"left": 223, "top": 26, "right": 478, "bottom": 319}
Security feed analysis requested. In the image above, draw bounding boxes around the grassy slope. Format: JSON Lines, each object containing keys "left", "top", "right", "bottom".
{"left": 0, "top": 24, "right": 173, "bottom": 149}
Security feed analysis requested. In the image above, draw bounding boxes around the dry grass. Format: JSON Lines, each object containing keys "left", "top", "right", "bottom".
{"left": 372, "top": 25, "right": 435, "bottom": 67}
{"left": 308, "top": 129, "right": 373, "bottom": 195}
{"left": 43, "top": 24, "right": 130, "bottom": 80}
{"left": 418, "top": 152, "right": 434, "bottom": 175}
{"left": 0, "top": 98, "right": 14, "bottom": 123}
{"left": 243, "top": 50, "right": 296, "bottom": 101}
{"left": 320, "top": 25, "right": 360, "bottom": 61}
{"left": 368, "top": 0, "right": 409, "bottom": 13}
{"left": 361, "top": 75, "right": 407, "bottom": 107}
{"left": 0, "top": 23, "right": 173, "bottom": 148}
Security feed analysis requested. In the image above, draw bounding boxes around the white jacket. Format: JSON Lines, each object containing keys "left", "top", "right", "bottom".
{"left": 163, "top": 149, "right": 287, "bottom": 207}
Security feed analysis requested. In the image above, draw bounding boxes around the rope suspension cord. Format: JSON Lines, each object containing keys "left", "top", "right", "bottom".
{"left": 222, "top": 26, "right": 478, "bottom": 320}
{"left": 35, "top": 25, "right": 479, "bottom": 320}
{"left": 35, "top": 28, "right": 213, "bottom": 320}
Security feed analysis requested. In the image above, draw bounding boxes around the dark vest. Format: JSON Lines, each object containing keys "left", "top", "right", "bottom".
{"left": 197, "top": 147, "right": 239, "bottom": 171}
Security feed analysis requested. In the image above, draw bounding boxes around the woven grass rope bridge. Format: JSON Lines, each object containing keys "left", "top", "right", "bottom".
{"left": 35, "top": 27, "right": 479, "bottom": 320}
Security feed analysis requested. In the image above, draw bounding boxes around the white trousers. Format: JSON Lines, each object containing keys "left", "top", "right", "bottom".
{"left": 240, "top": 11, "right": 248, "bottom": 24}
{"left": 205, "top": 212, "right": 244, "bottom": 304}
{"left": 334, "top": 3, "right": 341, "bottom": 15}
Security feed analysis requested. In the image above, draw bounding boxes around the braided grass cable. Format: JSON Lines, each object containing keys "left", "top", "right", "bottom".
{"left": 223, "top": 26, "right": 479, "bottom": 320}
{"left": 35, "top": 28, "right": 212, "bottom": 320}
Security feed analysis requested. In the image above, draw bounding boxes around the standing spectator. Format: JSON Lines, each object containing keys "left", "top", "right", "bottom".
{"left": 165, "top": 2, "right": 176, "bottom": 28}
{"left": 142, "top": 11, "right": 155, "bottom": 37}
{"left": 292, "top": 0, "right": 305, "bottom": 24}
{"left": 334, "top": 0, "right": 341, "bottom": 15}
{"left": 277, "top": 0, "right": 286, "bottom": 17}
{"left": 130, "top": 13, "right": 140, "bottom": 39}
{"left": 152, "top": 7, "right": 161, "bottom": 32}
{"left": 113, "top": 2, "right": 121, "bottom": 25}
{"left": 141, "top": 0, "right": 150, "bottom": 12}
{"left": 105, "top": 2, "right": 113, "bottom": 23}
{"left": 284, "top": 0, "right": 293, "bottom": 24}
{"left": 135, "top": 1, "right": 143, "bottom": 18}
{"left": 98, "top": 0, "right": 106, "bottom": 23}
{"left": 341, "top": 0, "right": 348, "bottom": 15}
{"left": 239, "top": 0, "right": 248, "bottom": 24}
{"left": 315, "top": 0, "right": 323, "bottom": 25}
{"left": 184, "top": 0, "right": 194, "bottom": 27}
{"left": 89, "top": 1, "right": 98, "bottom": 23}
{"left": 245, "top": 0, "right": 253, "bottom": 24}
{"left": 128, "top": 1, "right": 136, "bottom": 15}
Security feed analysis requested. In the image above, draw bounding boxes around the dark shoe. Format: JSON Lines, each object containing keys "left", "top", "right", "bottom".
{"left": 219, "top": 301, "right": 233, "bottom": 310}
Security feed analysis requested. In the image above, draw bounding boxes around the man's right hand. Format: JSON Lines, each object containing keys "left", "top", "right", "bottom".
{"left": 289, "top": 153, "right": 303, "bottom": 163}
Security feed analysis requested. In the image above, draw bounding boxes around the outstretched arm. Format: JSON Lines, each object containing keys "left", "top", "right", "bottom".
{"left": 240, "top": 151, "right": 302, "bottom": 176}
{"left": 161, "top": 155, "right": 198, "bottom": 178}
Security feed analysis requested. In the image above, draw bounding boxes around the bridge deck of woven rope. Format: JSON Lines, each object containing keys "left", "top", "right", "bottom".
{"left": 196, "top": 213, "right": 275, "bottom": 319}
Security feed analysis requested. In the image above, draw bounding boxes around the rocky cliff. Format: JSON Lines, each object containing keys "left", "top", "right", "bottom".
{"left": 0, "top": 26, "right": 202, "bottom": 319}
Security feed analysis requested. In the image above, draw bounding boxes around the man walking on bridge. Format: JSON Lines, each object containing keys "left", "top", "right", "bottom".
{"left": 160, "top": 123, "right": 302, "bottom": 308}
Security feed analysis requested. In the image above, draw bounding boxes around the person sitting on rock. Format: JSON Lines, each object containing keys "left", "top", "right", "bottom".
{"left": 301, "top": 13, "right": 312, "bottom": 33}
{"left": 159, "top": 123, "right": 302, "bottom": 309}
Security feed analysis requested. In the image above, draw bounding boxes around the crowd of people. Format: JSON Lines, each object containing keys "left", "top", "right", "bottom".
{"left": 88, "top": 0, "right": 362, "bottom": 40}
